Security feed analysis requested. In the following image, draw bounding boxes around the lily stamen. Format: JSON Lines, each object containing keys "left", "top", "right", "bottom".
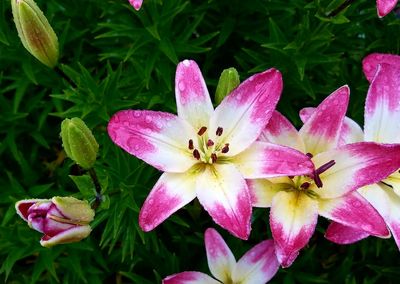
{"left": 197, "top": 126, "right": 207, "bottom": 136}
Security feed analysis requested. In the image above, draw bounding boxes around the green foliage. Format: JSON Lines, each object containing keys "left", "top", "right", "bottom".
{"left": 1, "top": 0, "right": 400, "bottom": 282}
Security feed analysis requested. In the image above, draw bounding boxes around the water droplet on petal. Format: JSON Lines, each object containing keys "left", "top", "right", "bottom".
{"left": 178, "top": 81, "right": 186, "bottom": 92}
{"left": 133, "top": 111, "right": 141, "bottom": 118}
{"left": 145, "top": 115, "right": 152, "bottom": 123}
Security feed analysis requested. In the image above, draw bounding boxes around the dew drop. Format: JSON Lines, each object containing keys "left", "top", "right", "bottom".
{"left": 145, "top": 115, "right": 152, "bottom": 123}
{"left": 178, "top": 81, "right": 186, "bottom": 92}
{"left": 133, "top": 111, "right": 141, "bottom": 118}
{"left": 258, "top": 94, "right": 267, "bottom": 103}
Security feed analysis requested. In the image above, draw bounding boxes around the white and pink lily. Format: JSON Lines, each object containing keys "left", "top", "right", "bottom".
{"left": 249, "top": 85, "right": 400, "bottom": 267}
{"left": 163, "top": 228, "right": 280, "bottom": 284}
{"left": 128, "top": 0, "right": 143, "bottom": 11}
{"left": 325, "top": 53, "right": 400, "bottom": 249}
{"left": 108, "top": 60, "right": 314, "bottom": 239}
{"left": 376, "top": 0, "right": 398, "bottom": 17}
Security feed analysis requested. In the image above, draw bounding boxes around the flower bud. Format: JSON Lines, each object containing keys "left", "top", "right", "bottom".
{"left": 11, "top": 0, "right": 59, "bottom": 68}
{"left": 129, "top": 0, "right": 143, "bottom": 11}
{"left": 15, "top": 197, "right": 95, "bottom": 247}
{"left": 61, "top": 118, "right": 99, "bottom": 170}
{"left": 215, "top": 67, "right": 240, "bottom": 104}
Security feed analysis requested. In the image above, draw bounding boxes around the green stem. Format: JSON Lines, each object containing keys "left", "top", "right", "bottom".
{"left": 327, "top": 0, "right": 355, "bottom": 17}
{"left": 54, "top": 65, "right": 77, "bottom": 88}
{"left": 88, "top": 168, "right": 102, "bottom": 210}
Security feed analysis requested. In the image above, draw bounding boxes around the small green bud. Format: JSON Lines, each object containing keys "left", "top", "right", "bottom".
{"left": 11, "top": 0, "right": 59, "bottom": 68}
{"left": 215, "top": 67, "right": 240, "bottom": 104}
{"left": 61, "top": 118, "right": 99, "bottom": 170}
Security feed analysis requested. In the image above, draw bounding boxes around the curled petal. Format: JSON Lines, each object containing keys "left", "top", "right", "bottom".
{"left": 233, "top": 240, "right": 280, "bottom": 283}
{"left": 15, "top": 199, "right": 48, "bottom": 221}
{"left": 205, "top": 228, "right": 236, "bottom": 282}
{"left": 318, "top": 191, "right": 389, "bottom": 237}
{"left": 364, "top": 63, "right": 400, "bottom": 143}
{"left": 139, "top": 172, "right": 197, "bottom": 232}
{"left": 40, "top": 225, "right": 92, "bottom": 248}
{"left": 209, "top": 68, "right": 283, "bottom": 156}
{"left": 233, "top": 142, "right": 314, "bottom": 179}
{"left": 325, "top": 222, "right": 370, "bottom": 244}
{"left": 260, "top": 110, "right": 305, "bottom": 152}
{"left": 362, "top": 53, "right": 400, "bottom": 82}
{"left": 312, "top": 142, "right": 400, "bottom": 199}
{"left": 108, "top": 110, "right": 198, "bottom": 172}
{"left": 376, "top": 0, "right": 398, "bottom": 18}
{"left": 270, "top": 191, "right": 318, "bottom": 267}
{"left": 299, "top": 86, "right": 349, "bottom": 155}
{"left": 196, "top": 164, "right": 252, "bottom": 240}
{"left": 175, "top": 60, "right": 214, "bottom": 130}
{"left": 163, "top": 272, "right": 219, "bottom": 284}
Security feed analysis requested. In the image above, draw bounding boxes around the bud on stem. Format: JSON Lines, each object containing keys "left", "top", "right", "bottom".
{"left": 215, "top": 67, "right": 240, "bottom": 104}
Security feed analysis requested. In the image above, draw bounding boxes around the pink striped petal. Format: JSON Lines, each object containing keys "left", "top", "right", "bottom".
{"left": 299, "top": 86, "right": 349, "bottom": 155}
{"left": 318, "top": 191, "right": 389, "bottom": 237}
{"left": 300, "top": 107, "right": 363, "bottom": 146}
{"left": 233, "top": 240, "right": 279, "bottom": 283}
{"left": 325, "top": 222, "right": 370, "bottom": 244}
{"left": 139, "top": 172, "right": 197, "bottom": 232}
{"left": 15, "top": 199, "right": 47, "bottom": 221}
{"left": 129, "top": 0, "right": 143, "bottom": 10}
{"left": 108, "top": 110, "right": 198, "bottom": 172}
{"left": 377, "top": 0, "right": 398, "bottom": 17}
{"left": 233, "top": 141, "right": 314, "bottom": 179}
{"left": 247, "top": 179, "right": 284, "bottom": 207}
{"left": 270, "top": 191, "right": 318, "bottom": 267}
{"left": 175, "top": 60, "right": 214, "bottom": 130}
{"left": 362, "top": 53, "right": 400, "bottom": 82}
{"left": 163, "top": 272, "right": 220, "bottom": 284}
{"left": 312, "top": 142, "right": 400, "bottom": 199}
{"left": 364, "top": 63, "right": 400, "bottom": 143}
{"left": 209, "top": 69, "right": 283, "bottom": 156}
{"left": 204, "top": 228, "right": 236, "bottom": 282}
{"left": 196, "top": 164, "right": 252, "bottom": 240}
{"left": 40, "top": 225, "right": 92, "bottom": 248}
{"left": 260, "top": 111, "right": 305, "bottom": 152}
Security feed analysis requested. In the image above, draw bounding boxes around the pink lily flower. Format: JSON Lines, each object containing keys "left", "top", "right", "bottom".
{"left": 249, "top": 85, "right": 400, "bottom": 267}
{"left": 108, "top": 60, "right": 314, "bottom": 240}
{"left": 376, "top": 0, "right": 398, "bottom": 17}
{"left": 128, "top": 0, "right": 143, "bottom": 11}
{"left": 163, "top": 228, "right": 280, "bottom": 284}
{"left": 324, "top": 53, "right": 400, "bottom": 248}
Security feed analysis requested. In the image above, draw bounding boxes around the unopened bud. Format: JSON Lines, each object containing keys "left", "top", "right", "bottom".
{"left": 61, "top": 118, "right": 99, "bottom": 170}
{"left": 15, "top": 197, "right": 95, "bottom": 247}
{"left": 129, "top": 0, "right": 143, "bottom": 11}
{"left": 11, "top": 0, "right": 59, "bottom": 68}
{"left": 215, "top": 67, "right": 240, "bottom": 104}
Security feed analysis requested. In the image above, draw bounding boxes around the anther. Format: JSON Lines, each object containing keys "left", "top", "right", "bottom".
{"left": 216, "top": 127, "right": 223, "bottom": 136}
{"left": 221, "top": 143, "right": 230, "bottom": 153}
{"left": 188, "top": 139, "right": 194, "bottom": 150}
{"left": 193, "top": 149, "right": 200, "bottom": 160}
{"left": 314, "top": 173, "right": 323, "bottom": 188}
{"left": 207, "top": 139, "right": 214, "bottom": 147}
{"left": 197, "top": 126, "right": 207, "bottom": 136}
{"left": 211, "top": 153, "right": 218, "bottom": 163}
{"left": 300, "top": 182, "right": 310, "bottom": 189}
{"left": 306, "top": 153, "right": 313, "bottom": 158}
{"left": 315, "top": 160, "right": 336, "bottom": 175}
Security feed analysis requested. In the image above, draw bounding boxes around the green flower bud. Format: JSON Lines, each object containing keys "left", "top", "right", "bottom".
{"left": 215, "top": 67, "right": 240, "bottom": 104}
{"left": 11, "top": 0, "right": 59, "bottom": 68}
{"left": 61, "top": 118, "right": 99, "bottom": 170}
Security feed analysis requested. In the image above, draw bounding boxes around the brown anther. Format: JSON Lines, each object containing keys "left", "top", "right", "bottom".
{"left": 300, "top": 182, "right": 310, "bottom": 189}
{"left": 207, "top": 139, "right": 214, "bottom": 147}
{"left": 221, "top": 143, "right": 230, "bottom": 153}
{"left": 216, "top": 127, "right": 223, "bottom": 136}
{"left": 211, "top": 153, "right": 218, "bottom": 163}
{"left": 197, "top": 126, "right": 207, "bottom": 136}
{"left": 288, "top": 176, "right": 294, "bottom": 179}
{"left": 193, "top": 149, "right": 200, "bottom": 160}
{"left": 188, "top": 139, "right": 194, "bottom": 150}
{"left": 306, "top": 152, "right": 313, "bottom": 158}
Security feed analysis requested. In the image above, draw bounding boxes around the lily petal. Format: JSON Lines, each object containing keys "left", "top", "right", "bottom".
{"left": 209, "top": 68, "right": 282, "bottom": 156}
{"left": 15, "top": 199, "right": 47, "bottom": 221}
{"left": 139, "top": 172, "right": 197, "bottom": 232}
{"left": 175, "top": 60, "right": 214, "bottom": 130}
{"left": 270, "top": 191, "right": 318, "bottom": 267}
{"left": 247, "top": 179, "right": 283, "bottom": 207}
{"left": 163, "top": 272, "right": 220, "bottom": 284}
{"left": 196, "top": 164, "right": 252, "bottom": 240}
{"left": 233, "top": 240, "right": 280, "bottom": 284}
{"left": 233, "top": 141, "right": 314, "bottom": 179}
{"left": 364, "top": 63, "right": 400, "bottom": 143}
{"left": 260, "top": 110, "right": 305, "bottom": 152}
{"left": 362, "top": 53, "right": 400, "bottom": 82}
{"left": 40, "top": 225, "right": 92, "bottom": 248}
{"left": 108, "top": 110, "right": 198, "bottom": 172}
{"left": 205, "top": 228, "right": 236, "bottom": 282}
{"left": 312, "top": 142, "right": 400, "bottom": 199}
{"left": 376, "top": 0, "right": 398, "bottom": 17}
{"left": 325, "top": 222, "right": 370, "bottom": 244}
{"left": 299, "top": 86, "right": 349, "bottom": 155}
{"left": 318, "top": 191, "right": 389, "bottom": 237}
{"left": 129, "top": 0, "right": 143, "bottom": 10}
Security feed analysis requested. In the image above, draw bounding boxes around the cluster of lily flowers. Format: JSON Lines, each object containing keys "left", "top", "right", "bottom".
{"left": 107, "top": 52, "right": 400, "bottom": 282}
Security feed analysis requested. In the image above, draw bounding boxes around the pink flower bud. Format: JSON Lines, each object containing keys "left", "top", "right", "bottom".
{"left": 129, "top": 0, "right": 143, "bottom": 11}
{"left": 15, "top": 197, "right": 94, "bottom": 247}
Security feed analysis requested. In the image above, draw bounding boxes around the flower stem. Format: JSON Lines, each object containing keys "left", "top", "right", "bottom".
{"left": 88, "top": 168, "right": 102, "bottom": 210}
{"left": 54, "top": 65, "right": 77, "bottom": 88}
{"left": 327, "top": 0, "right": 355, "bottom": 17}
